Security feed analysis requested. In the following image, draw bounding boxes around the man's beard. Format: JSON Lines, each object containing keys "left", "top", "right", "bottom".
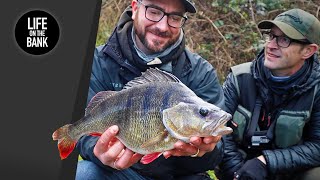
{"left": 134, "top": 25, "right": 179, "bottom": 54}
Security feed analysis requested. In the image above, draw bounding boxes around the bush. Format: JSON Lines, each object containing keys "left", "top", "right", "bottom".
{"left": 96, "top": 0, "right": 320, "bottom": 82}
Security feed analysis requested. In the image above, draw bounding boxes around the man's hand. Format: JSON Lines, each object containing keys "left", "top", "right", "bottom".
{"left": 93, "top": 125, "right": 143, "bottom": 170}
{"left": 234, "top": 157, "right": 267, "bottom": 180}
{"left": 163, "top": 136, "right": 221, "bottom": 158}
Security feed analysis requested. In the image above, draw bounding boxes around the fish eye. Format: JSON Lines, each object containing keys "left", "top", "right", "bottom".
{"left": 199, "top": 108, "right": 209, "bottom": 117}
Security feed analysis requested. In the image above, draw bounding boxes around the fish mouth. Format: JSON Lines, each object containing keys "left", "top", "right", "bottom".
{"left": 207, "top": 114, "right": 230, "bottom": 133}
{"left": 218, "top": 113, "right": 231, "bottom": 125}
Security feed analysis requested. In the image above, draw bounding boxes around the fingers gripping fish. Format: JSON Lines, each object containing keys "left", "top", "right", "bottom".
{"left": 52, "top": 68, "right": 233, "bottom": 164}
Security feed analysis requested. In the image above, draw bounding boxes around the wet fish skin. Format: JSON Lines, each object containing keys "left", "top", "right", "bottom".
{"left": 52, "top": 68, "right": 233, "bottom": 164}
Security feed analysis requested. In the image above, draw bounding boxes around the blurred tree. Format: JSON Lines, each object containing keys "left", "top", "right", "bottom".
{"left": 96, "top": 0, "right": 320, "bottom": 82}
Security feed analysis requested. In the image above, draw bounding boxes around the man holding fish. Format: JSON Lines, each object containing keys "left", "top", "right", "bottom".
{"left": 71, "top": 0, "right": 229, "bottom": 179}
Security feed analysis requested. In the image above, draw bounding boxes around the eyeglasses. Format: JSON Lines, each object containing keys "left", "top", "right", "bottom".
{"left": 137, "top": 0, "right": 187, "bottom": 28}
{"left": 262, "top": 32, "right": 310, "bottom": 48}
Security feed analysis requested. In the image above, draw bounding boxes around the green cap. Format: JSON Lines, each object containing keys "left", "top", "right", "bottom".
{"left": 258, "top": 8, "right": 320, "bottom": 45}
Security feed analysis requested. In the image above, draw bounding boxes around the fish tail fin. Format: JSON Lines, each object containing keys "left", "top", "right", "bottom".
{"left": 52, "top": 124, "right": 76, "bottom": 160}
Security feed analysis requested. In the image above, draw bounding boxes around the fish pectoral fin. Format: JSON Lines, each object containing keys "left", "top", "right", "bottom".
{"left": 140, "top": 152, "right": 163, "bottom": 164}
{"left": 89, "top": 132, "right": 102, "bottom": 137}
{"left": 140, "top": 130, "right": 168, "bottom": 148}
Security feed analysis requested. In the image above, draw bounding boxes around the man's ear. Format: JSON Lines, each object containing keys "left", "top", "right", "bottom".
{"left": 131, "top": 0, "right": 139, "bottom": 19}
{"left": 302, "top": 44, "right": 318, "bottom": 59}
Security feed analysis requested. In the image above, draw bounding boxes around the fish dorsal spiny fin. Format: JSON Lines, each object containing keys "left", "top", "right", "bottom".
{"left": 123, "top": 68, "right": 181, "bottom": 90}
{"left": 85, "top": 91, "right": 117, "bottom": 115}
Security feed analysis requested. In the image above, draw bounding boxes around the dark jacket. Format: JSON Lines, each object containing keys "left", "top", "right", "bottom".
{"left": 220, "top": 50, "right": 320, "bottom": 179}
{"left": 76, "top": 6, "right": 225, "bottom": 179}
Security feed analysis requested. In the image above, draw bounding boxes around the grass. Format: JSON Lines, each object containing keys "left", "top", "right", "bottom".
{"left": 207, "top": 170, "right": 218, "bottom": 180}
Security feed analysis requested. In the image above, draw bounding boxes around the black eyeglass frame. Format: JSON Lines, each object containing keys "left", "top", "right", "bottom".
{"left": 262, "top": 31, "right": 311, "bottom": 48}
{"left": 137, "top": 0, "right": 188, "bottom": 28}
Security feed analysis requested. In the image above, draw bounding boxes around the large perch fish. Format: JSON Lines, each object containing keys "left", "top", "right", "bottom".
{"left": 52, "top": 68, "right": 232, "bottom": 164}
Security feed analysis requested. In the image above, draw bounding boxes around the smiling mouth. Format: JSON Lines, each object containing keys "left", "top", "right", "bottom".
{"left": 267, "top": 52, "right": 280, "bottom": 58}
{"left": 148, "top": 28, "right": 170, "bottom": 37}
{"left": 148, "top": 32, "right": 166, "bottom": 42}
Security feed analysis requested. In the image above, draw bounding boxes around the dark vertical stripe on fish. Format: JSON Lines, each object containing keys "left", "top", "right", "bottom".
{"left": 161, "top": 85, "right": 172, "bottom": 111}
{"left": 126, "top": 89, "right": 132, "bottom": 109}
{"left": 124, "top": 89, "right": 134, "bottom": 132}
{"left": 143, "top": 86, "right": 155, "bottom": 116}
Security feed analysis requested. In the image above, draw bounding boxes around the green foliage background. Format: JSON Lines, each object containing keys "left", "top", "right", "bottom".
{"left": 96, "top": 0, "right": 320, "bottom": 83}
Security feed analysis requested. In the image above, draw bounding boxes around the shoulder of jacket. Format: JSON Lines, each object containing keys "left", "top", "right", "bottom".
{"left": 313, "top": 82, "right": 320, "bottom": 98}
{"left": 94, "top": 44, "right": 106, "bottom": 59}
{"left": 231, "top": 62, "right": 252, "bottom": 76}
{"left": 185, "top": 49, "right": 205, "bottom": 63}
{"left": 184, "top": 49, "right": 213, "bottom": 72}
{"left": 96, "top": 44, "right": 104, "bottom": 52}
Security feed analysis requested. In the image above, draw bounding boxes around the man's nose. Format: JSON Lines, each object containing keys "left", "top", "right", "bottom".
{"left": 266, "top": 37, "right": 279, "bottom": 49}
{"left": 155, "top": 15, "right": 170, "bottom": 31}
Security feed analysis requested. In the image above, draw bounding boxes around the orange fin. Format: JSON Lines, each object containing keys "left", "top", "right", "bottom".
{"left": 58, "top": 140, "right": 76, "bottom": 160}
{"left": 52, "top": 124, "right": 77, "bottom": 160}
{"left": 140, "top": 152, "right": 162, "bottom": 164}
{"left": 90, "top": 132, "right": 102, "bottom": 137}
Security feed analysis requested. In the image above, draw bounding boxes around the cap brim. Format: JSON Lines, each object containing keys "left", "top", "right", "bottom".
{"left": 258, "top": 20, "right": 305, "bottom": 40}
{"left": 183, "top": 1, "right": 196, "bottom": 13}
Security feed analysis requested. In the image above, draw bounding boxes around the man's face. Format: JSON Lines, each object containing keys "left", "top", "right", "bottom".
{"left": 132, "top": 0, "right": 185, "bottom": 54}
{"left": 264, "top": 26, "right": 307, "bottom": 76}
